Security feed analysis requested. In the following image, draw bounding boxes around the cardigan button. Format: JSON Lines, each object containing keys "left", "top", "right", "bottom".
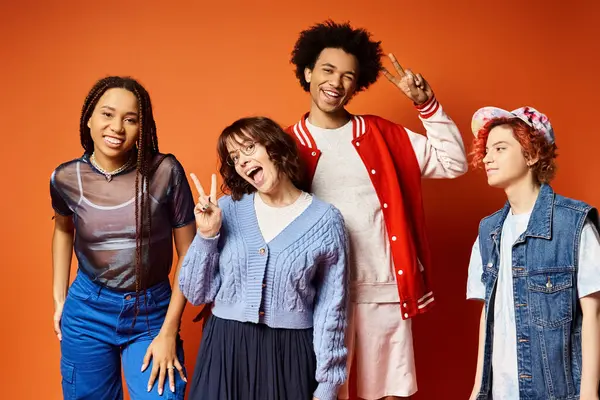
{"left": 391, "top": 236, "right": 397, "bottom": 241}
{"left": 383, "top": 203, "right": 388, "bottom": 209}
{"left": 404, "top": 313, "right": 409, "bottom": 318}
{"left": 311, "top": 151, "right": 317, "bottom": 156}
{"left": 403, "top": 303, "right": 407, "bottom": 308}
{"left": 356, "top": 142, "right": 360, "bottom": 147}
{"left": 259, "top": 248, "right": 266, "bottom": 255}
{"left": 371, "top": 169, "right": 376, "bottom": 174}
{"left": 397, "top": 270, "right": 404, "bottom": 276}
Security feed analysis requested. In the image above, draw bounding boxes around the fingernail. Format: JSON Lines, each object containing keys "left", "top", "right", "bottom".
{"left": 159, "top": 389, "right": 163, "bottom": 395}
{"left": 147, "top": 386, "right": 151, "bottom": 392}
{"left": 171, "top": 385, "right": 175, "bottom": 392}
{"left": 183, "top": 377, "right": 188, "bottom": 383}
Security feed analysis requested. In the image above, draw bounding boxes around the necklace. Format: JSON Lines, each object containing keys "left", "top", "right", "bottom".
{"left": 90, "top": 152, "right": 135, "bottom": 182}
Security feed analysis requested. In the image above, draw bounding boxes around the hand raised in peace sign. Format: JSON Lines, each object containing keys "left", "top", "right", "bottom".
{"left": 190, "top": 173, "right": 222, "bottom": 238}
{"left": 382, "top": 52, "right": 434, "bottom": 105}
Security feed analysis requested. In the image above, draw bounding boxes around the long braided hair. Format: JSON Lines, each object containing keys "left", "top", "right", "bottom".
{"left": 80, "top": 76, "right": 158, "bottom": 324}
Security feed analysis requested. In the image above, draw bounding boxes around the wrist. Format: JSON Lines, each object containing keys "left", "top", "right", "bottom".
{"left": 159, "top": 319, "right": 180, "bottom": 338}
{"left": 414, "top": 95, "right": 439, "bottom": 119}
{"left": 158, "top": 326, "right": 178, "bottom": 339}
{"left": 414, "top": 97, "right": 430, "bottom": 106}
{"left": 198, "top": 228, "right": 218, "bottom": 239}
{"left": 53, "top": 292, "right": 67, "bottom": 306}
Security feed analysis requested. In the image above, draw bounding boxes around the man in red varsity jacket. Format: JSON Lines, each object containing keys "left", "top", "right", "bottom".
{"left": 286, "top": 21, "right": 468, "bottom": 400}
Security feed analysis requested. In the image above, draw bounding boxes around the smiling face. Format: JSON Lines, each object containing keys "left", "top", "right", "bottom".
{"left": 226, "top": 133, "right": 283, "bottom": 195}
{"left": 483, "top": 125, "right": 533, "bottom": 189}
{"left": 304, "top": 47, "right": 359, "bottom": 115}
{"left": 87, "top": 88, "right": 140, "bottom": 161}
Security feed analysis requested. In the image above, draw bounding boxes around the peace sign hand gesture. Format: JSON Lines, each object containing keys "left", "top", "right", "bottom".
{"left": 382, "top": 53, "right": 433, "bottom": 105}
{"left": 190, "top": 173, "right": 222, "bottom": 238}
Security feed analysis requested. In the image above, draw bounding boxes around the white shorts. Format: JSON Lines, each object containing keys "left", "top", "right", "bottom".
{"left": 338, "top": 302, "right": 417, "bottom": 400}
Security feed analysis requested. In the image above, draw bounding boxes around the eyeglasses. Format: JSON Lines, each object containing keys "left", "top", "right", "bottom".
{"left": 226, "top": 142, "right": 257, "bottom": 166}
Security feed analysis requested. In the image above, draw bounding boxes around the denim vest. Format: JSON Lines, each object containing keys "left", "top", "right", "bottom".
{"left": 476, "top": 184, "right": 598, "bottom": 400}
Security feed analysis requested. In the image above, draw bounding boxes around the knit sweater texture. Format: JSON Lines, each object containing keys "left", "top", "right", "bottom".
{"left": 179, "top": 193, "right": 349, "bottom": 400}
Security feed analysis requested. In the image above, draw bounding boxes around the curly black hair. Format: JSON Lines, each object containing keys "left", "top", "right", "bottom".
{"left": 291, "top": 20, "right": 384, "bottom": 93}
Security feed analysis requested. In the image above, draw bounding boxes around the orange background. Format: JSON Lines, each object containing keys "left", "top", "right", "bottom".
{"left": 2, "top": 1, "right": 599, "bottom": 399}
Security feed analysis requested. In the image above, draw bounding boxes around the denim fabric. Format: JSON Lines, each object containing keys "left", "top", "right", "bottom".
{"left": 476, "top": 184, "right": 598, "bottom": 400}
{"left": 60, "top": 270, "right": 186, "bottom": 399}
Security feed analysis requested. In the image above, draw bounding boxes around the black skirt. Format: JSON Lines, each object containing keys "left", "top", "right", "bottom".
{"left": 189, "top": 315, "right": 318, "bottom": 400}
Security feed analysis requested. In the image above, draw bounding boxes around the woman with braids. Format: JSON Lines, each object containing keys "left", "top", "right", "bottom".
{"left": 178, "top": 116, "right": 349, "bottom": 400}
{"left": 50, "top": 76, "right": 196, "bottom": 399}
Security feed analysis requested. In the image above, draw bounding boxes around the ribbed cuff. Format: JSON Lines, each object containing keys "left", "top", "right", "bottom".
{"left": 415, "top": 95, "right": 440, "bottom": 119}
{"left": 314, "top": 382, "right": 340, "bottom": 400}
{"left": 194, "top": 231, "right": 220, "bottom": 253}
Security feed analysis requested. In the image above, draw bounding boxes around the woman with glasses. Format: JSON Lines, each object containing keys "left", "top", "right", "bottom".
{"left": 178, "top": 116, "right": 350, "bottom": 400}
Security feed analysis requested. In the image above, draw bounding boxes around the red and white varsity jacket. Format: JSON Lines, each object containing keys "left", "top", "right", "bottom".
{"left": 285, "top": 96, "right": 467, "bottom": 319}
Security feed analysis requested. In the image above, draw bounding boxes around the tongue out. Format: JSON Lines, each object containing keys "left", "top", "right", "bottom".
{"left": 252, "top": 168, "right": 265, "bottom": 186}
